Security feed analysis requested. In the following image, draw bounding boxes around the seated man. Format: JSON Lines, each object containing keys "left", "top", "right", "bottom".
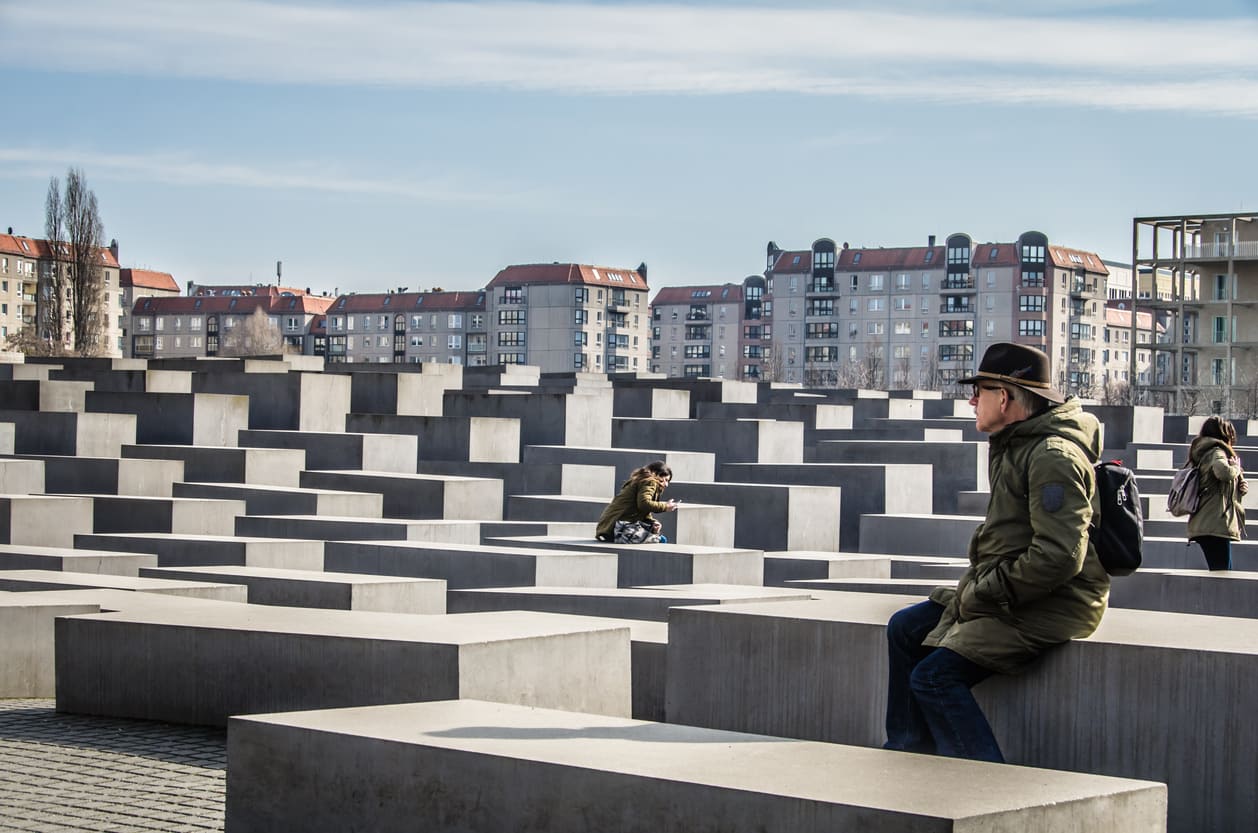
{"left": 884, "top": 343, "right": 1110, "bottom": 762}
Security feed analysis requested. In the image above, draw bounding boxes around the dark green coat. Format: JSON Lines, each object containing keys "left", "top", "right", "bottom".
{"left": 596, "top": 477, "right": 670, "bottom": 539}
{"left": 923, "top": 398, "right": 1110, "bottom": 674}
{"left": 1186, "top": 436, "right": 1246, "bottom": 541}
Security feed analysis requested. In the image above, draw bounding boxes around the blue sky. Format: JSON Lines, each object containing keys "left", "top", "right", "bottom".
{"left": 1, "top": 0, "right": 1256, "bottom": 295}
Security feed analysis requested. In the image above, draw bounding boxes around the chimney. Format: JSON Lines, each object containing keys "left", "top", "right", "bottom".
{"left": 928, "top": 235, "right": 936, "bottom": 248}
{"left": 636, "top": 262, "right": 648, "bottom": 281}
{"left": 110, "top": 238, "right": 119, "bottom": 262}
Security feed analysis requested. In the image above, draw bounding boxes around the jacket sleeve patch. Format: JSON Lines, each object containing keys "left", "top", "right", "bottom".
{"left": 1041, "top": 484, "right": 1065, "bottom": 513}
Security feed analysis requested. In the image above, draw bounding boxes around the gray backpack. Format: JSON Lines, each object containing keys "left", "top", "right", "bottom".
{"left": 1166, "top": 462, "right": 1201, "bottom": 517}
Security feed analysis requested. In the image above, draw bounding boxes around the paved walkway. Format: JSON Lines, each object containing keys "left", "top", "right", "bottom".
{"left": 0, "top": 700, "right": 225, "bottom": 832}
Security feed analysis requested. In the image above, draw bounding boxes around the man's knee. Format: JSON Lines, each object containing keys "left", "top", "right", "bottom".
{"left": 887, "top": 600, "right": 942, "bottom": 646}
{"left": 909, "top": 648, "right": 991, "bottom": 697}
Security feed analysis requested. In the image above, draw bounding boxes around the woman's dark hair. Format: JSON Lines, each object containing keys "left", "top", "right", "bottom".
{"left": 1199, "top": 415, "right": 1238, "bottom": 447}
{"left": 629, "top": 460, "right": 672, "bottom": 484}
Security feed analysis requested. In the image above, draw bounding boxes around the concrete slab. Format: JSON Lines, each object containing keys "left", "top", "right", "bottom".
{"left": 521, "top": 445, "right": 716, "bottom": 483}
{"left": 0, "top": 543, "right": 157, "bottom": 576}
{"left": 238, "top": 428, "right": 418, "bottom": 474}
{"left": 15, "top": 453, "right": 185, "bottom": 497}
{"left": 83, "top": 494, "right": 244, "bottom": 536}
{"left": 235, "top": 514, "right": 481, "bottom": 545}
{"left": 448, "top": 583, "right": 812, "bottom": 621}
{"left": 0, "top": 495, "right": 93, "bottom": 548}
{"left": 171, "top": 481, "right": 383, "bottom": 518}
{"left": 488, "top": 536, "right": 763, "bottom": 587}
{"left": 324, "top": 540, "right": 618, "bottom": 589}
{"left": 0, "top": 457, "right": 44, "bottom": 493}
{"left": 120, "top": 444, "right": 305, "bottom": 487}
{"left": 225, "top": 699, "right": 1167, "bottom": 833}
{"left": 74, "top": 532, "right": 325, "bottom": 570}
{"left": 0, "top": 569, "right": 246, "bottom": 601}
{"left": 505, "top": 494, "right": 736, "bottom": 549}
{"left": 0, "top": 593, "right": 101, "bottom": 696}
{"left": 666, "top": 593, "right": 1258, "bottom": 833}
{"left": 56, "top": 607, "right": 631, "bottom": 725}
{"left": 299, "top": 470, "right": 503, "bottom": 521}
{"left": 139, "top": 565, "right": 446, "bottom": 613}
{"left": 0, "top": 409, "right": 136, "bottom": 457}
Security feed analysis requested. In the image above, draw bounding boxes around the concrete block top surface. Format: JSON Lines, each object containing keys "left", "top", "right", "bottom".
{"left": 235, "top": 699, "right": 1165, "bottom": 817}
{"left": 460, "top": 585, "right": 811, "bottom": 604}
{"left": 3, "top": 587, "right": 244, "bottom": 614}
{"left": 65, "top": 604, "right": 629, "bottom": 645}
{"left": 496, "top": 536, "right": 762, "bottom": 558}
{"left": 148, "top": 565, "right": 445, "bottom": 585}
{"left": 0, "top": 569, "right": 245, "bottom": 594}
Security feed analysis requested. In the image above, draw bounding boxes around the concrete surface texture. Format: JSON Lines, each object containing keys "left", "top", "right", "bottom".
{"left": 3, "top": 359, "right": 1251, "bottom": 831}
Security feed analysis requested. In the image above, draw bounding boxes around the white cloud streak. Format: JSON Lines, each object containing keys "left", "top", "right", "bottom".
{"left": 1, "top": 0, "right": 1256, "bottom": 115}
{"left": 0, "top": 146, "right": 519, "bottom": 203}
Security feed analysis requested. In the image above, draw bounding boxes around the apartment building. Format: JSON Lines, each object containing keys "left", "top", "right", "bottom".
{"left": 119, "top": 269, "right": 180, "bottom": 357}
{"left": 0, "top": 232, "right": 39, "bottom": 346}
{"left": 485, "top": 263, "right": 652, "bottom": 373}
{"left": 649, "top": 283, "right": 747, "bottom": 378}
{"left": 323, "top": 290, "right": 486, "bottom": 364}
{"left": 1135, "top": 210, "right": 1258, "bottom": 414}
{"left": 0, "top": 231, "right": 122, "bottom": 356}
{"left": 1101, "top": 304, "right": 1158, "bottom": 392}
{"left": 130, "top": 292, "right": 335, "bottom": 358}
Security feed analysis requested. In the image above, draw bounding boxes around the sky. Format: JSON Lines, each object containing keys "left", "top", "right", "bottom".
{"left": 1, "top": 0, "right": 1256, "bottom": 296}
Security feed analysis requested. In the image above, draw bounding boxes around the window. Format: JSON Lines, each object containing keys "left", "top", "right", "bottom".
{"left": 894, "top": 321, "right": 911, "bottom": 335}
{"left": 1019, "top": 295, "right": 1045, "bottom": 312}
{"left": 448, "top": 334, "right": 463, "bottom": 349}
{"left": 867, "top": 298, "right": 885, "bottom": 312}
{"left": 685, "top": 324, "right": 710, "bottom": 340}
{"left": 1021, "top": 271, "right": 1044, "bottom": 287}
{"left": 573, "top": 309, "right": 588, "bottom": 325}
{"left": 497, "top": 352, "right": 526, "bottom": 364}
{"left": 683, "top": 364, "right": 710, "bottom": 377}
{"left": 869, "top": 274, "right": 884, "bottom": 291}
{"left": 574, "top": 287, "right": 589, "bottom": 304}
{"left": 867, "top": 321, "right": 884, "bottom": 335}
{"left": 806, "top": 322, "right": 839, "bottom": 339}
{"left": 893, "top": 296, "right": 912, "bottom": 311}
{"left": 805, "top": 346, "right": 839, "bottom": 362}
{"left": 410, "top": 335, "right": 424, "bottom": 347}
{"left": 499, "top": 309, "right": 526, "bottom": 325}
{"left": 1019, "top": 320, "right": 1045, "bottom": 336}
{"left": 895, "top": 273, "right": 910, "bottom": 289}
{"left": 939, "top": 344, "right": 974, "bottom": 362}
{"left": 574, "top": 331, "right": 588, "bottom": 346}
{"left": 939, "top": 320, "right": 974, "bottom": 337}
{"left": 807, "top": 299, "right": 835, "bottom": 316}
{"left": 1071, "top": 323, "right": 1093, "bottom": 340}
{"left": 448, "top": 314, "right": 463, "bottom": 328}
{"left": 497, "top": 331, "right": 525, "bottom": 346}
{"left": 684, "top": 345, "right": 711, "bottom": 359}
{"left": 501, "top": 286, "right": 523, "bottom": 304}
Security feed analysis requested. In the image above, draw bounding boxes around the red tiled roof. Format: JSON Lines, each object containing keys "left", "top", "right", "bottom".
{"left": 651, "top": 284, "right": 744, "bottom": 306}
{"left": 132, "top": 294, "right": 335, "bottom": 316}
{"left": 0, "top": 234, "right": 118, "bottom": 267}
{"left": 487, "top": 263, "right": 648, "bottom": 290}
{"left": 770, "top": 251, "right": 811, "bottom": 273}
{"left": 971, "top": 243, "right": 1020, "bottom": 268}
{"left": 836, "top": 246, "right": 944, "bottom": 270}
{"left": 1105, "top": 305, "right": 1156, "bottom": 329}
{"left": 328, "top": 291, "right": 486, "bottom": 314}
{"left": 189, "top": 284, "right": 310, "bottom": 297}
{"left": 121, "top": 268, "right": 179, "bottom": 292}
{"left": 1049, "top": 246, "right": 1109, "bottom": 274}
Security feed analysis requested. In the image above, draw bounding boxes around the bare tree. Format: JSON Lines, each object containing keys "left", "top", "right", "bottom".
{"left": 220, "top": 307, "right": 284, "bottom": 357}
{"left": 41, "top": 176, "right": 67, "bottom": 351}
{"left": 42, "top": 168, "right": 106, "bottom": 356}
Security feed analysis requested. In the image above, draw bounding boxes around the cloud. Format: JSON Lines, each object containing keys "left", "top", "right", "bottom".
{"left": 2, "top": 0, "right": 1257, "bottom": 115}
{"left": 0, "top": 146, "right": 522, "bottom": 204}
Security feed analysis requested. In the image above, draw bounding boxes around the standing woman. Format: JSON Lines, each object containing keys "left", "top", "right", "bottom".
{"left": 596, "top": 461, "right": 678, "bottom": 543}
{"left": 1187, "top": 416, "right": 1248, "bottom": 570}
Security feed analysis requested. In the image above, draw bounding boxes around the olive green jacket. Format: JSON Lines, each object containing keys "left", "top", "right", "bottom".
{"left": 1186, "top": 436, "right": 1246, "bottom": 541}
{"left": 596, "top": 477, "right": 670, "bottom": 540}
{"left": 923, "top": 398, "right": 1111, "bottom": 674}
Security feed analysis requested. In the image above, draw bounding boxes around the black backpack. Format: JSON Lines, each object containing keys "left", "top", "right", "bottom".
{"left": 1090, "top": 460, "right": 1143, "bottom": 576}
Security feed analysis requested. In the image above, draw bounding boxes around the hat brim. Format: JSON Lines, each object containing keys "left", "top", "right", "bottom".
{"left": 956, "top": 370, "right": 1067, "bottom": 404}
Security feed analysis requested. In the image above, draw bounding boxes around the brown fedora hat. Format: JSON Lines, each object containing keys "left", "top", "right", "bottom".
{"left": 958, "top": 342, "right": 1066, "bottom": 404}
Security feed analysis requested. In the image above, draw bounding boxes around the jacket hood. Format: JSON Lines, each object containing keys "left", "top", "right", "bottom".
{"left": 995, "top": 397, "right": 1102, "bottom": 462}
{"left": 1190, "top": 435, "right": 1232, "bottom": 463}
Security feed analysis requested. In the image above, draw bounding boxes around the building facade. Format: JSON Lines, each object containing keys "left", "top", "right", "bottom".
{"left": 0, "top": 232, "right": 122, "bottom": 356}
{"left": 120, "top": 269, "right": 180, "bottom": 358}
{"left": 649, "top": 284, "right": 746, "bottom": 378}
{"left": 323, "top": 290, "right": 485, "bottom": 365}
{"left": 485, "top": 263, "right": 652, "bottom": 373}
{"left": 1135, "top": 211, "right": 1258, "bottom": 415}
{"left": 130, "top": 291, "right": 335, "bottom": 359}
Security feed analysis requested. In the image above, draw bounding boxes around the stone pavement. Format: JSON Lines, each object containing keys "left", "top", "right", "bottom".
{"left": 0, "top": 700, "right": 225, "bottom": 832}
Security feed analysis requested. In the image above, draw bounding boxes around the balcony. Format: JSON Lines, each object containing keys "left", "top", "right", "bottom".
{"left": 685, "top": 312, "right": 709, "bottom": 321}
{"left": 497, "top": 295, "right": 526, "bottom": 305}
{"left": 807, "top": 281, "right": 838, "bottom": 294}
{"left": 1185, "top": 241, "right": 1258, "bottom": 260}
{"left": 940, "top": 277, "right": 975, "bottom": 292}
{"left": 940, "top": 304, "right": 974, "bottom": 314}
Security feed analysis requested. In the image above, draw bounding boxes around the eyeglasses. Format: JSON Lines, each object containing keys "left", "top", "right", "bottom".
{"left": 971, "top": 385, "right": 1004, "bottom": 398}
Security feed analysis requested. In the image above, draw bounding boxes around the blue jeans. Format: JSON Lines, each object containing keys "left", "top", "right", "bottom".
{"left": 884, "top": 600, "right": 1004, "bottom": 763}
